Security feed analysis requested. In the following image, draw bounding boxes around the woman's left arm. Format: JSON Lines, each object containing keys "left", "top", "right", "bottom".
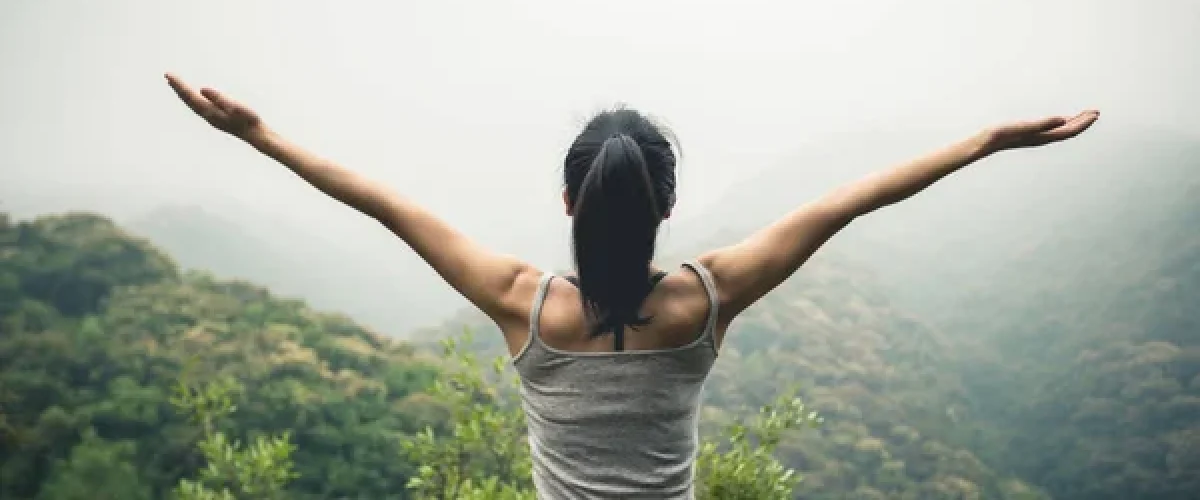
{"left": 165, "top": 74, "right": 540, "bottom": 327}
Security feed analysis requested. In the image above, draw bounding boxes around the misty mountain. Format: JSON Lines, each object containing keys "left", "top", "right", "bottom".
{"left": 124, "top": 204, "right": 469, "bottom": 335}
{"left": 917, "top": 134, "right": 1200, "bottom": 500}
{"left": 0, "top": 212, "right": 444, "bottom": 498}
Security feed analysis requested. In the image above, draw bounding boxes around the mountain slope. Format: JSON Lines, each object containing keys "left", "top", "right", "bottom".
{"left": 703, "top": 252, "right": 1045, "bottom": 500}
{"left": 921, "top": 139, "right": 1200, "bottom": 500}
{"left": 126, "top": 204, "right": 465, "bottom": 334}
{"left": 0, "top": 212, "right": 443, "bottom": 499}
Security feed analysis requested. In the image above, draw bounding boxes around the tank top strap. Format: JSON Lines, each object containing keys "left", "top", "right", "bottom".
{"left": 513, "top": 272, "right": 555, "bottom": 363}
{"left": 681, "top": 260, "right": 720, "bottom": 353}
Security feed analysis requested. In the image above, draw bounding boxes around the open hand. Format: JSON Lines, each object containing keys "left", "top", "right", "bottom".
{"left": 165, "top": 73, "right": 264, "bottom": 140}
{"left": 984, "top": 110, "right": 1100, "bottom": 151}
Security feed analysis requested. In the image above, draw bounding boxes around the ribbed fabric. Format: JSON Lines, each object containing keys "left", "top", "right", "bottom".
{"left": 512, "top": 261, "right": 720, "bottom": 499}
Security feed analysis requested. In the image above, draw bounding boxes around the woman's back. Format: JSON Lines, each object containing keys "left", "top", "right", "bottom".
{"left": 512, "top": 262, "right": 721, "bottom": 499}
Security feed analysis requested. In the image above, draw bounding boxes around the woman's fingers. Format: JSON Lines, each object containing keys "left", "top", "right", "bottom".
{"left": 1039, "top": 111, "right": 1100, "bottom": 143}
{"left": 992, "top": 110, "right": 1100, "bottom": 149}
{"left": 165, "top": 73, "right": 263, "bottom": 137}
{"left": 1001, "top": 116, "right": 1067, "bottom": 138}
{"left": 165, "top": 73, "right": 215, "bottom": 117}
{"left": 200, "top": 87, "right": 243, "bottom": 114}
{"left": 1028, "top": 116, "right": 1070, "bottom": 133}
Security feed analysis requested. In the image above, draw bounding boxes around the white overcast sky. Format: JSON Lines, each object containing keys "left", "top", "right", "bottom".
{"left": 1, "top": 0, "right": 1196, "bottom": 284}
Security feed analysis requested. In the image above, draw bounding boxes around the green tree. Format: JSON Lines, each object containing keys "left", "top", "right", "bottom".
{"left": 170, "top": 376, "right": 299, "bottom": 500}
{"left": 694, "top": 391, "right": 823, "bottom": 500}
{"left": 402, "top": 332, "right": 535, "bottom": 500}
{"left": 35, "top": 428, "right": 152, "bottom": 500}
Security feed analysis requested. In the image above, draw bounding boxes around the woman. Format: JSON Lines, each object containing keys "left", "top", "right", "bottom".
{"left": 165, "top": 73, "right": 1098, "bottom": 498}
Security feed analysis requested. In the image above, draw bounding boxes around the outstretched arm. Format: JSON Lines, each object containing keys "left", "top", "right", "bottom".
{"left": 698, "top": 111, "right": 1101, "bottom": 325}
{"left": 165, "top": 74, "right": 539, "bottom": 327}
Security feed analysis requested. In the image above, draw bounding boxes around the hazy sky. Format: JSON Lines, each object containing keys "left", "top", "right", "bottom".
{"left": 1, "top": 0, "right": 1197, "bottom": 329}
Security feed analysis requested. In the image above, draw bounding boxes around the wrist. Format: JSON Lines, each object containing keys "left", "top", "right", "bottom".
{"left": 240, "top": 125, "right": 276, "bottom": 151}
{"left": 965, "top": 129, "right": 1000, "bottom": 160}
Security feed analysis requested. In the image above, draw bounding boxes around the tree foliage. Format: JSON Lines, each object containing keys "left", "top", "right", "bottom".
{"left": 694, "top": 391, "right": 822, "bottom": 500}
{"left": 0, "top": 213, "right": 441, "bottom": 499}
{"left": 170, "top": 376, "right": 299, "bottom": 500}
{"left": 934, "top": 171, "right": 1200, "bottom": 500}
{"left": 401, "top": 333, "right": 535, "bottom": 500}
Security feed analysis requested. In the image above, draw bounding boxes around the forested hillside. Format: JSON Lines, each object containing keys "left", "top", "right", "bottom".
{"left": 697, "top": 251, "right": 1048, "bottom": 500}
{"left": 0, "top": 213, "right": 445, "bottom": 498}
{"left": 922, "top": 140, "right": 1200, "bottom": 500}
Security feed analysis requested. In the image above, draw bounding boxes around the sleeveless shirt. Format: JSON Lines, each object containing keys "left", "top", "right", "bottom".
{"left": 512, "top": 260, "right": 720, "bottom": 499}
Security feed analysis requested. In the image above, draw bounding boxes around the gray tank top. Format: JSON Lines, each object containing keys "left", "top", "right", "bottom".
{"left": 512, "top": 260, "right": 720, "bottom": 499}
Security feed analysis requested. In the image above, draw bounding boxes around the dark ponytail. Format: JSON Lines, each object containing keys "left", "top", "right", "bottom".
{"left": 565, "top": 109, "right": 677, "bottom": 337}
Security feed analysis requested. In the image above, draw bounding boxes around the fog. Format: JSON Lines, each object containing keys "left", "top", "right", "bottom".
{"left": 2, "top": 0, "right": 1196, "bottom": 334}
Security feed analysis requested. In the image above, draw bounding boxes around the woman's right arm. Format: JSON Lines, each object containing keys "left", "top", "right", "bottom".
{"left": 697, "top": 111, "right": 1100, "bottom": 327}
{"left": 164, "top": 74, "right": 542, "bottom": 334}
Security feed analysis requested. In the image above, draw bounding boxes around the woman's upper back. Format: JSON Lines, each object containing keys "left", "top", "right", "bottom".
{"left": 511, "top": 261, "right": 721, "bottom": 499}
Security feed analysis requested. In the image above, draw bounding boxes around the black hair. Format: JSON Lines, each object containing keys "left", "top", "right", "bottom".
{"left": 564, "top": 107, "right": 678, "bottom": 336}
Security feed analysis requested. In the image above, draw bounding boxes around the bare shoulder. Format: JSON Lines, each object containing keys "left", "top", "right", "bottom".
{"left": 662, "top": 265, "right": 711, "bottom": 305}
{"left": 653, "top": 265, "right": 717, "bottom": 337}
{"left": 493, "top": 266, "right": 548, "bottom": 350}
